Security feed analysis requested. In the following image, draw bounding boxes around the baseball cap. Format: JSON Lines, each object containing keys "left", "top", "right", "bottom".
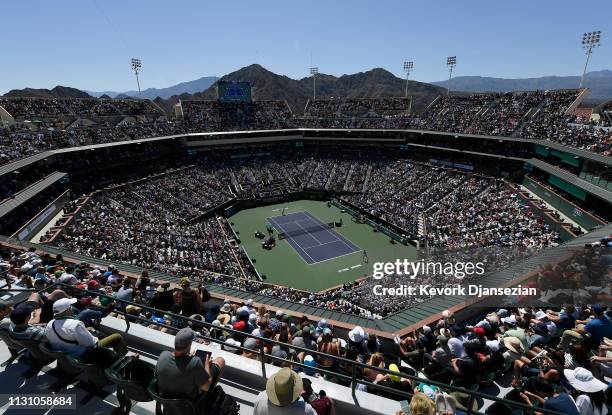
{"left": 9, "top": 304, "right": 34, "bottom": 325}
{"left": 175, "top": 327, "right": 196, "bottom": 349}
{"left": 243, "top": 337, "right": 258, "bottom": 351}
{"left": 304, "top": 355, "right": 316, "bottom": 376}
{"left": 501, "top": 315, "right": 517, "bottom": 326}
{"left": 87, "top": 280, "right": 101, "bottom": 289}
{"left": 534, "top": 310, "right": 547, "bottom": 320}
{"left": 472, "top": 327, "right": 486, "bottom": 337}
{"left": 52, "top": 298, "right": 77, "bottom": 315}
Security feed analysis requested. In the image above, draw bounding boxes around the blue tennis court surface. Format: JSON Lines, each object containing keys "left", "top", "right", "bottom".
{"left": 267, "top": 211, "right": 361, "bottom": 264}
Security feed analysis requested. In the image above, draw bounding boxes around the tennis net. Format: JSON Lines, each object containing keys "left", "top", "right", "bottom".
{"left": 277, "top": 222, "right": 334, "bottom": 239}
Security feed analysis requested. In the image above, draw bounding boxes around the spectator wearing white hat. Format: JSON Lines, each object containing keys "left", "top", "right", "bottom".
{"left": 500, "top": 314, "right": 528, "bottom": 354}
{"left": 347, "top": 326, "right": 367, "bottom": 358}
{"left": 564, "top": 368, "right": 608, "bottom": 415}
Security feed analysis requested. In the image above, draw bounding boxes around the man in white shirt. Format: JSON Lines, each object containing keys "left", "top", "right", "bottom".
{"left": 45, "top": 298, "right": 127, "bottom": 358}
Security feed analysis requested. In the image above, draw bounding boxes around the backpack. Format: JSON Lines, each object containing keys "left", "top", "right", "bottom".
{"left": 309, "top": 396, "right": 333, "bottom": 415}
{"left": 201, "top": 385, "right": 240, "bottom": 415}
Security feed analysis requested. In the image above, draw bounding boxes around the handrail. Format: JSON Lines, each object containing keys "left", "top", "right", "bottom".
{"left": 9, "top": 281, "right": 569, "bottom": 415}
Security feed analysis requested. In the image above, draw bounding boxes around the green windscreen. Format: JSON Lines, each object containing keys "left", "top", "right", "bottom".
{"left": 535, "top": 145, "right": 549, "bottom": 156}
{"left": 548, "top": 175, "right": 587, "bottom": 201}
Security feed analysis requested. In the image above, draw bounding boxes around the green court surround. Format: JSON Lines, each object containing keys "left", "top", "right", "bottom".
{"left": 228, "top": 200, "right": 417, "bottom": 291}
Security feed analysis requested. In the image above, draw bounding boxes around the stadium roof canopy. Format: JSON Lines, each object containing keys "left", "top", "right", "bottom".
{"left": 0, "top": 151, "right": 52, "bottom": 177}
{"left": 0, "top": 171, "right": 67, "bottom": 217}
{"left": 527, "top": 158, "right": 612, "bottom": 204}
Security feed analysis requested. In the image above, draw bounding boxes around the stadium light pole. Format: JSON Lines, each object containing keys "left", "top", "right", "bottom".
{"left": 310, "top": 67, "right": 319, "bottom": 101}
{"left": 580, "top": 31, "right": 601, "bottom": 88}
{"left": 446, "top": 56, "right": 456, "bottom": 96}
{"left": 403, "top": 61, "right": 414, "bottom": 97}
{"left": 131, "top": 58, "right": 142, "bottom": 97}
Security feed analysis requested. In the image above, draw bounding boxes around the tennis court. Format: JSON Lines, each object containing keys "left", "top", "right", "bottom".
{"left": 267, "top": 211, "right": 360, "bottom": 264}
{"left": 228, "top": 200, "right": 417, "bottom": 291}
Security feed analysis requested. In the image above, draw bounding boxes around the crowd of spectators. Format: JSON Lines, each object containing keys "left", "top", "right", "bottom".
{"left": 0, "top": 97, "right": 162, "bottom": 119}
{"left": 343, "top": 163, "right": 469, "bottom": 237}
{"left": 0, "top": 122, "right": 187, "bottom": 166}
{"left": 2, "top": 89, "right": 611, "bottom": 168}
{"left": 408, "top": 89, "right": 612, "bottom": 155}
{"left": 426, "top": 183, "right": 561, "bottom": 250}
{"left": 303, "top": 98, "right": 411, "bottom": 118}
{"left": 46, "top": 149, "right": 566, "bottom": 319}
{"left": 1, "top": 237, "right": 611, "bottom": 415}
{"left": 181, "top": 100, "right": 293, "bottom": 132}
{"left": 54, "top": 194, "right": 244, "bottom": 277}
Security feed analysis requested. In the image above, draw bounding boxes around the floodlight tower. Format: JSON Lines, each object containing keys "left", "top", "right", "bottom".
{"left": 446, "top": 56, "right": 456, "bottom": 96}
{"left": 403, "top": 61, "right": 414, "bottom": 97}
{"left": 580, "top": 31, "right": 601, "bottom": 88}
{"left": 310, "top": 67, "right": 319, "bottom": 101}
{"left": 131, "top": 58, "right": 142, "bottom": 97}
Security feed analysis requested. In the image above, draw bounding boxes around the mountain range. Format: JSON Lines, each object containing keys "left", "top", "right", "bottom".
{"left": 3, "top": 86, "right": 92, "bottom": 99}
{"left": 2, "top": 65, "right": 445, "bottom": 115}
{"left": 4, "top": 66, "right": 612, "bottom": 116}
{"left": 86, "top": 76, "right": 219, "bottom": 100}
{"left": 433, "top": 70, "right": 612, "bottom": 104}
{"left": 154, "top": 64, "right": 445, "bottom": 114}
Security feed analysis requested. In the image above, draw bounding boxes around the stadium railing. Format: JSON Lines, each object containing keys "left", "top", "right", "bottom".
{"left": 1, "top": 281, "right": 569, "bottom": 415}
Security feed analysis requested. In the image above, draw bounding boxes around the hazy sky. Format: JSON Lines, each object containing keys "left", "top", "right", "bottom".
{"left": 1, "top": 0, "right": 611, "bottom": 94}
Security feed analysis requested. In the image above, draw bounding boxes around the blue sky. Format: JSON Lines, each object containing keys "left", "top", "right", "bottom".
{"left": 1, "top": 0, "right": 611, "bottom": 94}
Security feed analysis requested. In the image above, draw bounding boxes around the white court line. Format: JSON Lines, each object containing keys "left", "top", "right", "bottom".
{"left": 294, "top": 218, "right": 337, "bottom": 246}
{"left": 266, "top": 216, "right": 316, "bottom": 264}
{"left": 295, "top": 218, "right": 342, "bottom": 244}
{"left": 350, "top": 264, "right": 362, "bottom": 269}
{"left": 306, "top": 249, "right": 360, "bottom": 265}
{"left": 338, "top": 268, "right": 349, "bottom": 273}
{"left": 268, "top": 210, "right": 360, "bottom": 266}
{"left": 302, "top": 211, "right": 359, "bottom": 252}
{"left": 300, "top": 239, "right": 345, "bottom": 250}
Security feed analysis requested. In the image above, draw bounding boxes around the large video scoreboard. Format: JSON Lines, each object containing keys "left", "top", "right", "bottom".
{"left": 217, "top": 81, "right": 252, "bottom": 103}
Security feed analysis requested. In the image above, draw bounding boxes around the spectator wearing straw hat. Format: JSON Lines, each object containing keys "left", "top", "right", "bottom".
{"left": 253, "top": 367, "right": 317, "bottom": 415}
